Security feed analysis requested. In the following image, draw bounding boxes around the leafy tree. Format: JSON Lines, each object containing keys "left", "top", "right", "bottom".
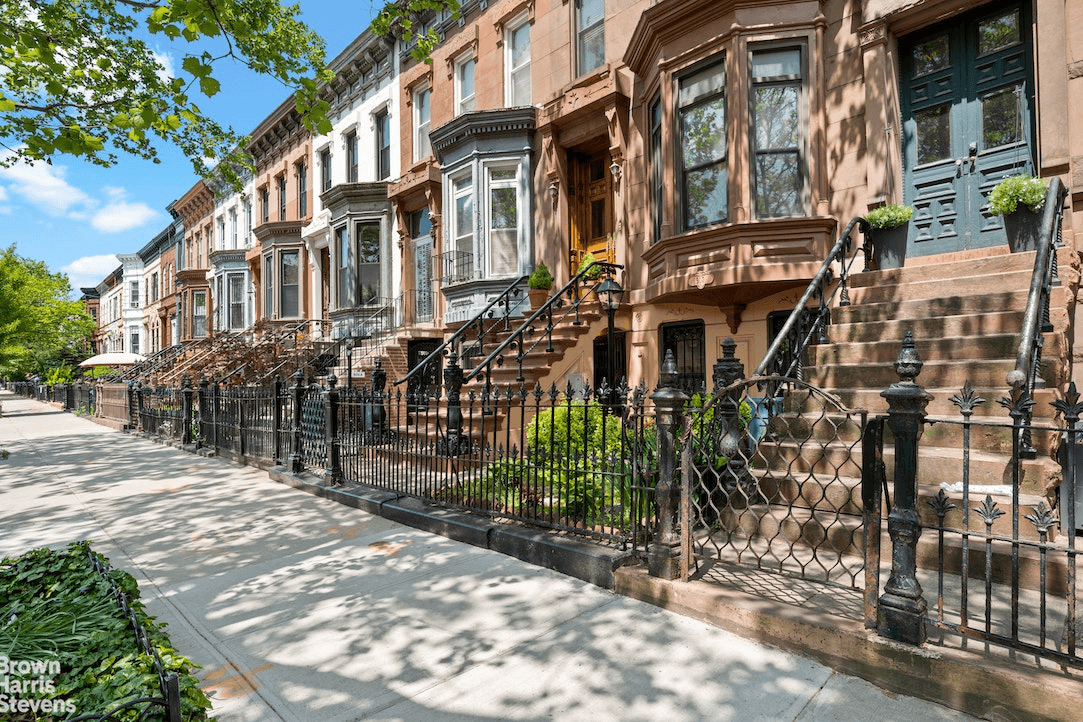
{"left": 372, "top": 0, "right": 461, "bottom": 63}
{"left": 0, "top": 246, "right": 95, "bottom": 378}
{"left": 0, "top": 0, "right": 333, "bottom": 185}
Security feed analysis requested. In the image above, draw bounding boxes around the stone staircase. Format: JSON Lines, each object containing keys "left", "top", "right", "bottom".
{"left": 717, "top": 248, "right": 1078, "bottom": 588}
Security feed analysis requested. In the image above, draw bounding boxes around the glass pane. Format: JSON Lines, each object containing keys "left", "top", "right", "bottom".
{"left": 357, "top": 223, "right": 380, "bottom": 264}
{"left": 754, "top": 85, "right": 799, "bottom": 150}
{"left": 684, "top": 163, "right": 727, "bottom": 227}
{"left": 578, "top": 22, "right": 604, "bottom": 75}
{"left": 455, "top": 193, "right": 472, "bottom": 239}
{"left": 681, "top": 99, "right": 726, "bottom": 168}
{"left": 679, "top": 61, "right": 724, "bottom": 107}
{"left": 490, "top": 187, "right": 517, "bottom": 230}
{"left": 458, "top": 59, "right": 474, "bottom": 110}
{"left": 281, "top": 252, "right": 298, "bottom": 286}
{"left": 590, "top": 199, "right": 606, "bottom": 240}
{"left": 359, "top": 263, "right": 379, "bottom": 304}
{"left": 490, "top": 230, "right": 518, "bottom": 276}
{"left": 751, "top": 48, "right": 800, "bottom": 79}
{"left": 578, "top": 0, "right": 604, "bottom": 30}
{"left": 511, "top": 66, "right": 530, "bottom": 106}
{"left": 589, "top": 158, "right": 605, "bottom": 182}
{"left": 979, "top": 10, "right": 1020, "bottom": 55}
{"left": 491, "top": 168, "right": 516, "bottom": 181}
{"left": 755, "top": 152, "right": 801, "bottom": 217}
{"left": 410, "top": 209, "right": 432, "bottom": 239}
{"left": 912, "top": 36, "right": 950, "bottom": 78}
{"left": 337, "top": 227, "right": 348, "bottom": 266}
{"left": 511, "top": 23, "right": 530, "bottom": 67}
{"left": 915, "top": 104, "right": 951, "bottom": 164}
{"left": 982, "top": 86, "right": 1022, "bottom": 148}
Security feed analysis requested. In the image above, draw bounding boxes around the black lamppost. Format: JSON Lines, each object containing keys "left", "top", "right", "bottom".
{"left": 596, "top": 273, "right": 624, "bottom": 410}
{"left": 344, "top": 338, "right": 354, "bottom": 390}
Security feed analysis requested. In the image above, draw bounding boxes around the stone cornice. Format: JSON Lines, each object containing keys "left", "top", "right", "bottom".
{"left": 253, "top": 220, "right": 304, "bottom": 243}
{"left": 320, "top": 181, "right": 390, "bottom": 211}
{"left": 429, "top": 107, "right": 537, "bottom": 162}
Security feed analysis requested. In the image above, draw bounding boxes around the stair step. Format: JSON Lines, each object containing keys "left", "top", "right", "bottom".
{"left": 806, "top": 333, "right": 1064, "bottom": 366}
{"left": 813, "top": 385, "right": 1061, "bottom": 417}
{"left": 833, "top": 290, "right": 1031, "bottom": 324}
{"left": 824, "top": 312, "right": 1026, "bottom": 344}
{"left": 849, "top": 249, "right": 1042, "bottom": 288}
{"left": 807, "top": 357, "right": 1062, "bottom": 391}
{"left": 848, "top": 269, "right": 1032, "bottom": 304}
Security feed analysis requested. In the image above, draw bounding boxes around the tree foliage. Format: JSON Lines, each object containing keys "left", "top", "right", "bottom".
{"left": 0, "top": 246, "right": 95, "bottom": 378}
{"left": 0, "top": 0, "right": 333, "bottom": 185}
{"left": 371, "top": 0, "right": 460, "bottom": 63}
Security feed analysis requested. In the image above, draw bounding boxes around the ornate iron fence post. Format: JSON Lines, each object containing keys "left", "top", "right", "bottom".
{"left": 289, "top": 370, "right": 304, "bottom": 474}
{"left": 649, "top": 349, "right": 688, "bottom": 579}
{"left": 878, "top": 332, "right": 931, "bottom": 645}
{"left": 211, "top": 380, "right": 220, "bottom": 451}
{"left": 134, "top": 382, "right": 144, "bottom": 432}
{"left": 182, "top": 375, "right": 194, "bottom": 446}
{"left": 325, "top": 373, "right": 342, "bottom": 486}
{"left": 713, "top": 338, "right": 754, "bottom": 497}
{"left": 371, "top": 358, "right": 387, "bottom": 435}
{"left": 126, "top": 381, "right": 136, "bottom": 429}
{"left": 444, "top": 352, "right": 464, "bottom": 456}
{"left": 272, "top": 375, "right": 283, "bottom": 465}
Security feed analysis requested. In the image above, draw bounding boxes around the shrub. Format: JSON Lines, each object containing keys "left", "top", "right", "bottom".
{"left": 865, "top": 204, "right": 913, "bottom": 229}
{"left": 43, "top": 364, "right": 74, "bottom": 385}
{"left": 989, "top": 174, "right": 1048, "bottom": 215}
{"left": 527, "top": 262, "right": 553, "bottom": 290}
{"left": 577, "top": 252, "right": 603, "bottom": 280}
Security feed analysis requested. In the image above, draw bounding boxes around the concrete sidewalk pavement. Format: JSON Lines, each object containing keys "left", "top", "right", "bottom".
{"left": 0, "top": 391, "right": 976, "bottom": 722}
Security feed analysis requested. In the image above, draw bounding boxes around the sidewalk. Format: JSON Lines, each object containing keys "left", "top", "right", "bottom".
{"left": 0, "top": 391, "right": 976, "bottom": 722}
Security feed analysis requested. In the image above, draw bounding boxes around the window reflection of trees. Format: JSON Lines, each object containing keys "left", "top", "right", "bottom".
{"left": 682, "top": 99, "right": 727, "bottom": 228}
{"left": 753, "top": 85, "right": 800, "bottom": 217}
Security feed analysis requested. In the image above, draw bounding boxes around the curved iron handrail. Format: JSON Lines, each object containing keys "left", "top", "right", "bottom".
{"left": 463, "top": 261, "right": 622, "bottom": 385}
{"left": 393, "top": 274, "right": 528, "bottom": 387}
{"left": 753, "top": 217, "right": 869, "bottom": 378}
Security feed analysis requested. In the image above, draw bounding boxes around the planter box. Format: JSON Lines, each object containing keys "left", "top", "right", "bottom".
{"left": 870, "top": 225, "right": 908, "bottom": 270}
{"left": 1004, "top": 208, "right": 1043, "bottom": 253}
{"left": 528, "top": 288, "right": 549, "bottom": 311}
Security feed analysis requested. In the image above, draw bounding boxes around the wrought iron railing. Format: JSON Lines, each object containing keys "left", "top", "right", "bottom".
{"left": 436, "top": 249, "right": 474, "bottom": 285}
{"left": 1008, "top": 176, "right": 1068, "bottom": 457}
{"left": 753, "top": 217, "right": 869, "bottom": 379}
{"left": 394, "top": 275, "right": 528, "bottom": 390}
{"left": 462, "top": 262, "right": 621, "bottom": 387}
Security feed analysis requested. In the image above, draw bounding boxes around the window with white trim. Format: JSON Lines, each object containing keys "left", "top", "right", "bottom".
{"left": 336, "top": 225, "right": 350, "bottom": 308}
{"left": 357, "top": 222, "right": 381, "bottom": 305}
{"left": 448, "top": 172, "right": 473, "bottom": 283}
{"left": 345, "top": 130, "right": 359, "bottom": 183}
{"left": 228, "top": 273, "right": 245, "bottom": 329}
{"left": 413, "top": 86, "right": 431, "bottom": 162}
{"left": 454, "top": 55, "right": 475, "bottom": 115}
{"left": 505, "top": 15, "right": 531, "bottom": 107}
{"left": 280, "top": 250, "right": 299, "bottom": 318}
{"left": 487, "top": 167, "right": 518, "bottom": 276}
{"left": 192, "top": 291, "right": 207, "bottom": 337}
{"left": 375, "top": 109, "right": 391, "bottom": 180}
{"left": 320, "top": 147, "right": 332, "bottom": 191}
{"left": 297, "top": 159, "right": 308, "bottom": 217}
{"left": 229, "top": 209, "right": 237, "bottom": 249}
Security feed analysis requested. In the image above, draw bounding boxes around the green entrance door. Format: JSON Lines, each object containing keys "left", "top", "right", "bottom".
{"left": 901, "top": 2, "right": 1034, "bottom": 257}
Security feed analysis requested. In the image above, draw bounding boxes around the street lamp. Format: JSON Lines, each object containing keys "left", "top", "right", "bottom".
{"left": 595, "top": 273, "right": 624, "bottom": 410}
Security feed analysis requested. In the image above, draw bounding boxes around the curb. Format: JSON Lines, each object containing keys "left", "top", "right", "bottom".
{"left": 614, "top": 565, "right": 1083, "bottom": 722}
{"left": 266, "top": 466, "right": 633, "bottom": 589}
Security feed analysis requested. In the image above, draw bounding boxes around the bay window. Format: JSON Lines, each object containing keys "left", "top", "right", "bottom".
{"left": 357, "top": 222, "right": 381, "bottom": 305}
{"left": 750, "top": 45, "right": 806, "bottom": 218}
{"left": 679, "top": 58, "right": 728, "bottom": 230}
{"left": 280, "top": 250, "right": 299, "bottom": 318}
{"left": 228, "top": 273, "right": 245, "bottom": 329}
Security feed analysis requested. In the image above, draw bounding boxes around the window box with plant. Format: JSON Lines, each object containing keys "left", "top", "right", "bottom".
{"left": 527, "top": 262, "right": 553, "bottom": 311}
{"left": 989, "top": 174, "right": 1048, "bottom": 253}
{"left": 864, "top": 204, "right": 913, "bottom": 270}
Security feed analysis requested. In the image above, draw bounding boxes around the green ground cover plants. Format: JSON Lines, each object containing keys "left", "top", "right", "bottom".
{"left": 0, "top": 541, "right": 211, "bottom": 721}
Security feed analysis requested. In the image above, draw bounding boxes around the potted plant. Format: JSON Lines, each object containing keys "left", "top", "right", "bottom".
{"left": 989, "top": 174, "right": 1048, "bottom": 253}
{"left": 527, "top": 262, "right": 553, "bottom": 311}
{"left": 865, "top": 204, "right": 913, "bottom": 270}
{"left": 576, "top": 252, "right": 604, "bottom": 307}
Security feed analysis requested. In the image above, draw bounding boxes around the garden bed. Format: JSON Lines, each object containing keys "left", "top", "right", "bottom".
{"left": 0, "top": 541, "right": 211, "bottom": 721}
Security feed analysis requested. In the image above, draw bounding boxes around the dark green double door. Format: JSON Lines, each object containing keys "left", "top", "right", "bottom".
{"left": 901, "top": 2, "right": 1034, "bottom": 257}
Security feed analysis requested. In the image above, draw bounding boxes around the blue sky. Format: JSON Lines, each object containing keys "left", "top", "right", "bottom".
{"left": 0, "top": 1, "right": 385, "bottom": 293}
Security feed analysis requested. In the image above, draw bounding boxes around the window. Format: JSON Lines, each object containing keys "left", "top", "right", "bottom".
{"left": 345, "top": 130, "right": 359, "bottom": 183}
{"left": 414, "top": 86, "right": 431, "bottom": 161}
{"left": 260, "top": 187, "right": 269, "bottom": 223}
{"left": 576, "top": 0, "right": 604, "bottom": 76}
{"left": 228, "top": 274, "right": 245, "bottom": 329}
{"left": 649, "top": 96, "right": 663, "bottom": 242}
{"left": 192, "top": 291, "right": 207, "bottom": 337}
{"left": 455, "top": 55, "right": 475, "bottom": 115}
{"left": 750, "top": 46, "right": 805, "bottom": 218}
{"left": 411, "top": 210, "right": 434, "bottom": 322}
{"left": 660, "top": 321, "right": 706, "bottom": 396}
{"left": 130, "top": 281, "right": 140, "bottom": 308}
{"left": 297, "top": 160, "right": 308, "bottom": 217}
{"left": 216, "top": 217, "right": 225, "bottom": 250}
{"left": 487, "top": 167, "right": 518, "bottom": 276}
{"left": 320, "top": 147, "right": 332, "bottom": 191}
{"left": 336, "top": 225, "right": 351, "bottom": 308}
{"left": 229, "top": 209, "right": 238, "bottom": 249}
{"left": 357, "top": 222, "right": 381, "bottom": 305}
{"left": 277, "top": 175, "right": 287, "bottom": 220}
{"left": 242, "top": 199, "right": 252, "bottom": 246}
{"left": 375, "top": 110, "right": 391, "bottom": 180}
{"left": 195, "top": 232, "right": 202, "bottom": 267}
{"left": 679, "top": 57, "right": 727, "bottom": 229}
{"left": 215, "top": 276, "right": 223, "bottom": 329}
{"left": 151, "top": 272, "right": 159, "bottom": 302}
{"left": 280, "top": 251, "right": 299, "bottom": 317}
{"left": 448, "top": 172, "right": 473, "bottom": 283}
{"left": 505, "top": 16, "right": 531, "bottom": 107}
{"left": 263, "top": 254, "right": 273, "bottom": 319}
{"left": 130, "top": 330, "right": 140, "bottom": 356}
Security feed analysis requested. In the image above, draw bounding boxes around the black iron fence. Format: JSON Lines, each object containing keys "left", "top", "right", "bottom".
{"left": 5, "top": 381, "right": 95, "bottom": 413}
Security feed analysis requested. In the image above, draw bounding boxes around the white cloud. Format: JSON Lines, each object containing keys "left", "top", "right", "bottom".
{"left": 62, "top": 254, "right": 121, "bottom": 292}
{"left": 0, "top": 155, "right": 93, "bottom": 216}
{"left": 91, "top": 201, "right": 159, "bottom": 233}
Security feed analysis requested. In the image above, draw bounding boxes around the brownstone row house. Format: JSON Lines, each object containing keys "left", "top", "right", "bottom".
{"left": 90, "top": 0, "right": 1082, "bottom": 403}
